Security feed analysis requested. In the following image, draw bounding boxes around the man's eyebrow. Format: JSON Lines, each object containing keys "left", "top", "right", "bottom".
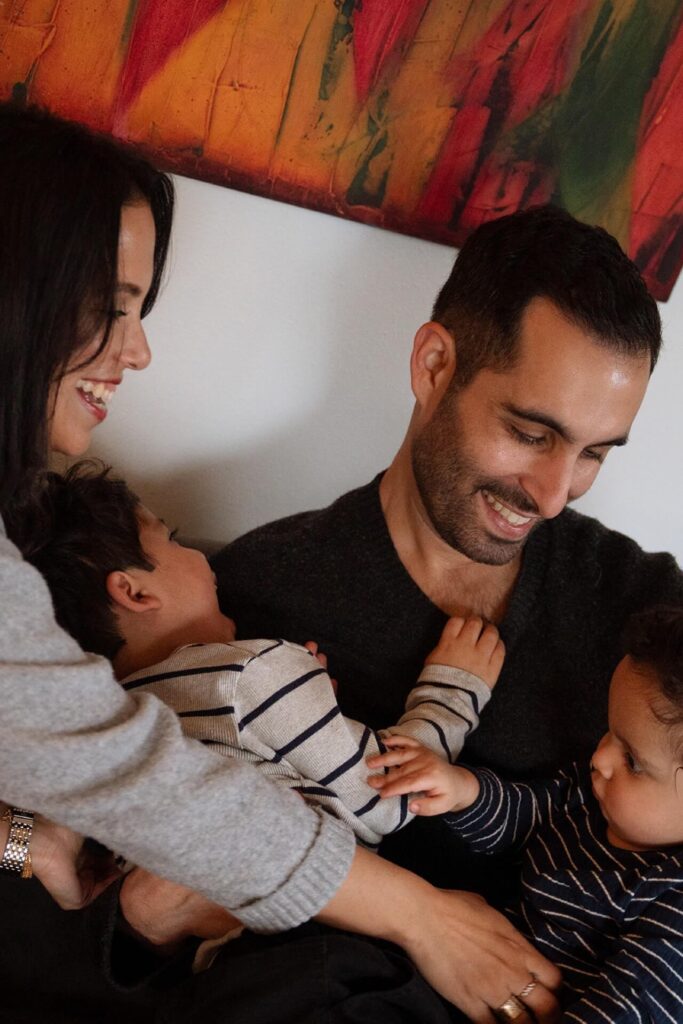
{"left": 503, "top": 403, "right": 629, "bottom": 448}
{"left": 116, "top": 282, "right": 143, "bottom": 297}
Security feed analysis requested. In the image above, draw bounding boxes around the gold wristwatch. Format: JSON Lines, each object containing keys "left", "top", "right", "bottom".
{"left": 0, "top": 807, "right": 34, "bottom": 877}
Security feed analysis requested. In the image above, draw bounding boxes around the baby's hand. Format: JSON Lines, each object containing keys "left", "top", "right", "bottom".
{"left": 366, "top": 736, "right": 480, "bottom": 815}
{"left": 426, "top": 616, "right": 504, "bottom": 689}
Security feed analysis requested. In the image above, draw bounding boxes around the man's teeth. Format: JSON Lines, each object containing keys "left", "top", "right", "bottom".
{"left": 76, "top": 379, "right": 114, "bottom": 406}
{"left": 483, "top": 491, "right": 532, "bottom": 527}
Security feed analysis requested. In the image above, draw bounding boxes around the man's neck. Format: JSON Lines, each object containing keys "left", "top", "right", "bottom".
{"left": 380, "top": 451, "right": 521, "bottom": 622}
{"left": 113, "top": 613, "right": 237, "bottom": 680}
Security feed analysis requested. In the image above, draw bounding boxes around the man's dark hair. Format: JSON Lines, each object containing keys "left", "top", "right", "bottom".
{"left": 432, "top": 205, "right": 662, "bottom": 388}
{"left": 7, "top": 461, "right": 152, "bottom": 660}
{"left": 0, "top": 101, "right": 174, "bottom": 512}
{"left": 623, "top": 606, "right": 683, "bottom": 730}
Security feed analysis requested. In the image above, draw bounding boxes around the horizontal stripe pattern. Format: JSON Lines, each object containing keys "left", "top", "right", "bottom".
{"left": 445, "top": 764, "right": 683, "bottom": 1022}
{"left": 122, "top": 639, "right": 490, "bottom": 846}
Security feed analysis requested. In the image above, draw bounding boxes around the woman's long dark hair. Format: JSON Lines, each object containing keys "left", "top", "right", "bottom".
{"left": 0, "top": 101, "right": 174, "bottom": 511}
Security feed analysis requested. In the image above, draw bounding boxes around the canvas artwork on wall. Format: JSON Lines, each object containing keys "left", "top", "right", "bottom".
{"left": 2, "top": 0, "right": 682, "bottom": 299}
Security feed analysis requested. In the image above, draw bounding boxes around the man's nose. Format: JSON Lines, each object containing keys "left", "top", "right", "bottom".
{"left": 520, "top": 451, "right": 576, "bottom": 520}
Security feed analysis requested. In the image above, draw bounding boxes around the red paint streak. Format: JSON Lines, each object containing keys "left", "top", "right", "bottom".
{"left": 352, "top": 0, "right": 427, "bottom": 104}
{"left": 115, "top": 0, "right": 226, "bottom": 121}
{"left": 630, "top": 13, "right": 683, "bottom": 300}
{"left": 417, "top": 0, "right": 591, "bottom": 226}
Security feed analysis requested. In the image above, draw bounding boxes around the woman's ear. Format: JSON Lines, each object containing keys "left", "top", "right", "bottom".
{"left": 106, "top": 570, "right": 162, "bottom": 614}
{"left": 410, "top": 321, "right": 457, "bottom": 412}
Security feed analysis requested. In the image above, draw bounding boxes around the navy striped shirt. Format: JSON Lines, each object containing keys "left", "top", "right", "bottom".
{"left": 445, "top": 764, "right": 683, "bottom": 1022}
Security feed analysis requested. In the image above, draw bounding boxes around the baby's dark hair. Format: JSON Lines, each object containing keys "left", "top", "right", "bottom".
{"left": 623, "top": 606, "right": 683, "bottom": 730}
{"left": 6, "top": 460, "right": 151, "bottom": 659}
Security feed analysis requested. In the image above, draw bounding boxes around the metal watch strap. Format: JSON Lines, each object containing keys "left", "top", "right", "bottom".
{"left": 0, "top": 807, "right": 34, "bottom": 874}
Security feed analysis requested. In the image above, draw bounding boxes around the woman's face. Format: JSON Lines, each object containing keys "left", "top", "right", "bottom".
{"left": 49, "top": 202, "right": 157, "bottom": 456}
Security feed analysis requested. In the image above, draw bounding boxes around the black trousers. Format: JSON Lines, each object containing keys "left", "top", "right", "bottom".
{"left": 1, "top": 877, "right": 461, "bottom": 1023}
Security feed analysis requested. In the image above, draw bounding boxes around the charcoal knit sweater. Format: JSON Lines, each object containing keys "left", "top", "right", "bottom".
{"left": 213, "top": 474, "right": 683, "bottom": 892}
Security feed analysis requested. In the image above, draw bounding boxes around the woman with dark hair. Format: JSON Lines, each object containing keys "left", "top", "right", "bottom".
{"left": 0, "top": 102, "right": 559, "bottom": 1023}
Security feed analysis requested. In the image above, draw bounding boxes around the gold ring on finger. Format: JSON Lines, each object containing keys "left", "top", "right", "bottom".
{"left": 495, "top": 994, "right": 527, "bottom": 1021}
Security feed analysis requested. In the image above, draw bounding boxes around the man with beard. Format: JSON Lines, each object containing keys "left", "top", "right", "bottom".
{"left": 211, "top": 205, "right": 683, "bottom": 898}
{"left": 108, "top": 206, "right": 681, "bottom": 1022}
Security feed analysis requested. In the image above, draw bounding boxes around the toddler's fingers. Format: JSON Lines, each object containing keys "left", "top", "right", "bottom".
{"left": 460, "top": 616, "right": 485, "bottom": 642}
{"left": 373, "top": 769, "right": 439, "bottom": 799}
{"left": 381, "top": 734, "right": 421, "bottom": 749}
{"left": 408, "top": 795, "right": 451, "bottom": 817}
{"left": 366, "top": 747, "right": 419, "bottom": 770}
{"left": 476, "top": 623, "right": 501, "bottom": 656}
{"left": 440, "top": 615, "right": 466, "bottom": 639}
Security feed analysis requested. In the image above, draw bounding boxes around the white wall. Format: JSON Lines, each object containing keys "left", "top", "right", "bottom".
{"left": 90, "top": 174, "right": 683, "bottom": 563}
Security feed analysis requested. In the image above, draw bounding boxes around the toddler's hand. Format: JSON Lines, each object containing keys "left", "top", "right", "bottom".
{"left": 366, "top": 736, "right": 480, "bottom": 815}
{"left": 426, "top": 616, "right": 504, "bottom": 689}
{"left": 304, "top": 640, "right": 338, "bottom": 695}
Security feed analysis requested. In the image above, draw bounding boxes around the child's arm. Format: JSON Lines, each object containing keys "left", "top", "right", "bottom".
{"left": 383, "top": 616, "right": 504, "bottom": 762}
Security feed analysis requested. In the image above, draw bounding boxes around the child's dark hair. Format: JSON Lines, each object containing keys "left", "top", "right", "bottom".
{"left": 623, "top": 606, "right": 683, "bottom": 729}
{"left": 6, "top": 460, "right": 152, "bottom": 659}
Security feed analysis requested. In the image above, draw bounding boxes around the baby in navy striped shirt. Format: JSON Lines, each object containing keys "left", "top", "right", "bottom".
{"left": 369, "top": 605, "right": 683, "bottom": 1023}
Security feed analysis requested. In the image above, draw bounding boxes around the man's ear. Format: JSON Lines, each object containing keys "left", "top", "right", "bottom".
{"left": 410, "top": 321, "right": 456, "bottom": 411}
{"left": 105, "top": 570, "right": 162, "bottom": 614}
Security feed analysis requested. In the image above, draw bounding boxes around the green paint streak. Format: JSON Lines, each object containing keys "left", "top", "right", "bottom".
{"left": 274, "top": 8, "right": 317, "bottom": 148}
{"left": 347, "top": 131, "right": 389, "bottom": 208}
{"left": 319, "top": 0, "right": 360, "bottom": 101}
{"left": 555, "top": 0, "right": 681, "bottom": 233}
{"left": 120, "top": 0, "right": 140, "bottom": 51}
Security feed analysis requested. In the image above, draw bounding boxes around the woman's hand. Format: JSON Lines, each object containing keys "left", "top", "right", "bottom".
{"left": 120, "top": 867, "right": 241, "bottom": 948}
{"left": 317, "top": 847, "right": 561, "bottom": 1023}
{"left": 0, "top": 809, "right": 120, "bottom": 909}
{"left": 403, "top": 888, "right": 561, "bottom": 1023}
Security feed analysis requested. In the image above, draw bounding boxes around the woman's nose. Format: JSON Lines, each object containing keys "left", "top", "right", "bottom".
{"left": 122, "top": 321, "right": 152, "bottom": 371}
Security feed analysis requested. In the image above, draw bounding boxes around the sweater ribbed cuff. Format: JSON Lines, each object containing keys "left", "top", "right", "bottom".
{"left": 234, "top": 811, "right": 356, "bottom": 933}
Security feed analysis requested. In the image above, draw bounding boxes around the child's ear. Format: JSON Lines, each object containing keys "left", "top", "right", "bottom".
{"left": 106, "top": 570, "right": 162, "bottom": 614}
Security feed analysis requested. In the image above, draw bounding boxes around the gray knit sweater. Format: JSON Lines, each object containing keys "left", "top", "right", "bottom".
{"left": 0, "top": 521, "right": 354, "bottom": 931}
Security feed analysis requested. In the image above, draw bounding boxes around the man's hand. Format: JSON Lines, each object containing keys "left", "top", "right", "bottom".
{"left": 426, "top": 616, "right": 505, "bottom": 688}
{"left": 366, "top": 735, "right": 480, "bottom": 814}
{"left": 120, "top": 868, "right": 241, "bottom": 948}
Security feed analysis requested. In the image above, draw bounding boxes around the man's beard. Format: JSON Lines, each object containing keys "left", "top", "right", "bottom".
{"left": 411, "top": 405, "right": 541, "bottom": 566}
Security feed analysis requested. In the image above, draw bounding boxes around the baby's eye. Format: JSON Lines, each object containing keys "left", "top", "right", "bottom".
{"left": 625, "top": 751, "right": 642, "bottom": 774}
{"left": 169, "top": 528, "right": 179, "bottom": 542}
{"left": 111, "top": 309, "right": 128, "bottom": 319}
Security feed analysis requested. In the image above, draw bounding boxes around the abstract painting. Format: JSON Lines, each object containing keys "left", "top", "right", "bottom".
{"left": 2, "top": 0, "right": 682, "bottom": 299}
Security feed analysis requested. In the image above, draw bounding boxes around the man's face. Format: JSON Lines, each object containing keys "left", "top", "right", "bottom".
{"left": 411, "top": 297, "right": 651, "bottom": 565}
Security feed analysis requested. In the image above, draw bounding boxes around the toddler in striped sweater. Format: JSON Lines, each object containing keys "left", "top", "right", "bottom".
{"left": 15, "top": 460, "right": 503, "bottom": 848}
